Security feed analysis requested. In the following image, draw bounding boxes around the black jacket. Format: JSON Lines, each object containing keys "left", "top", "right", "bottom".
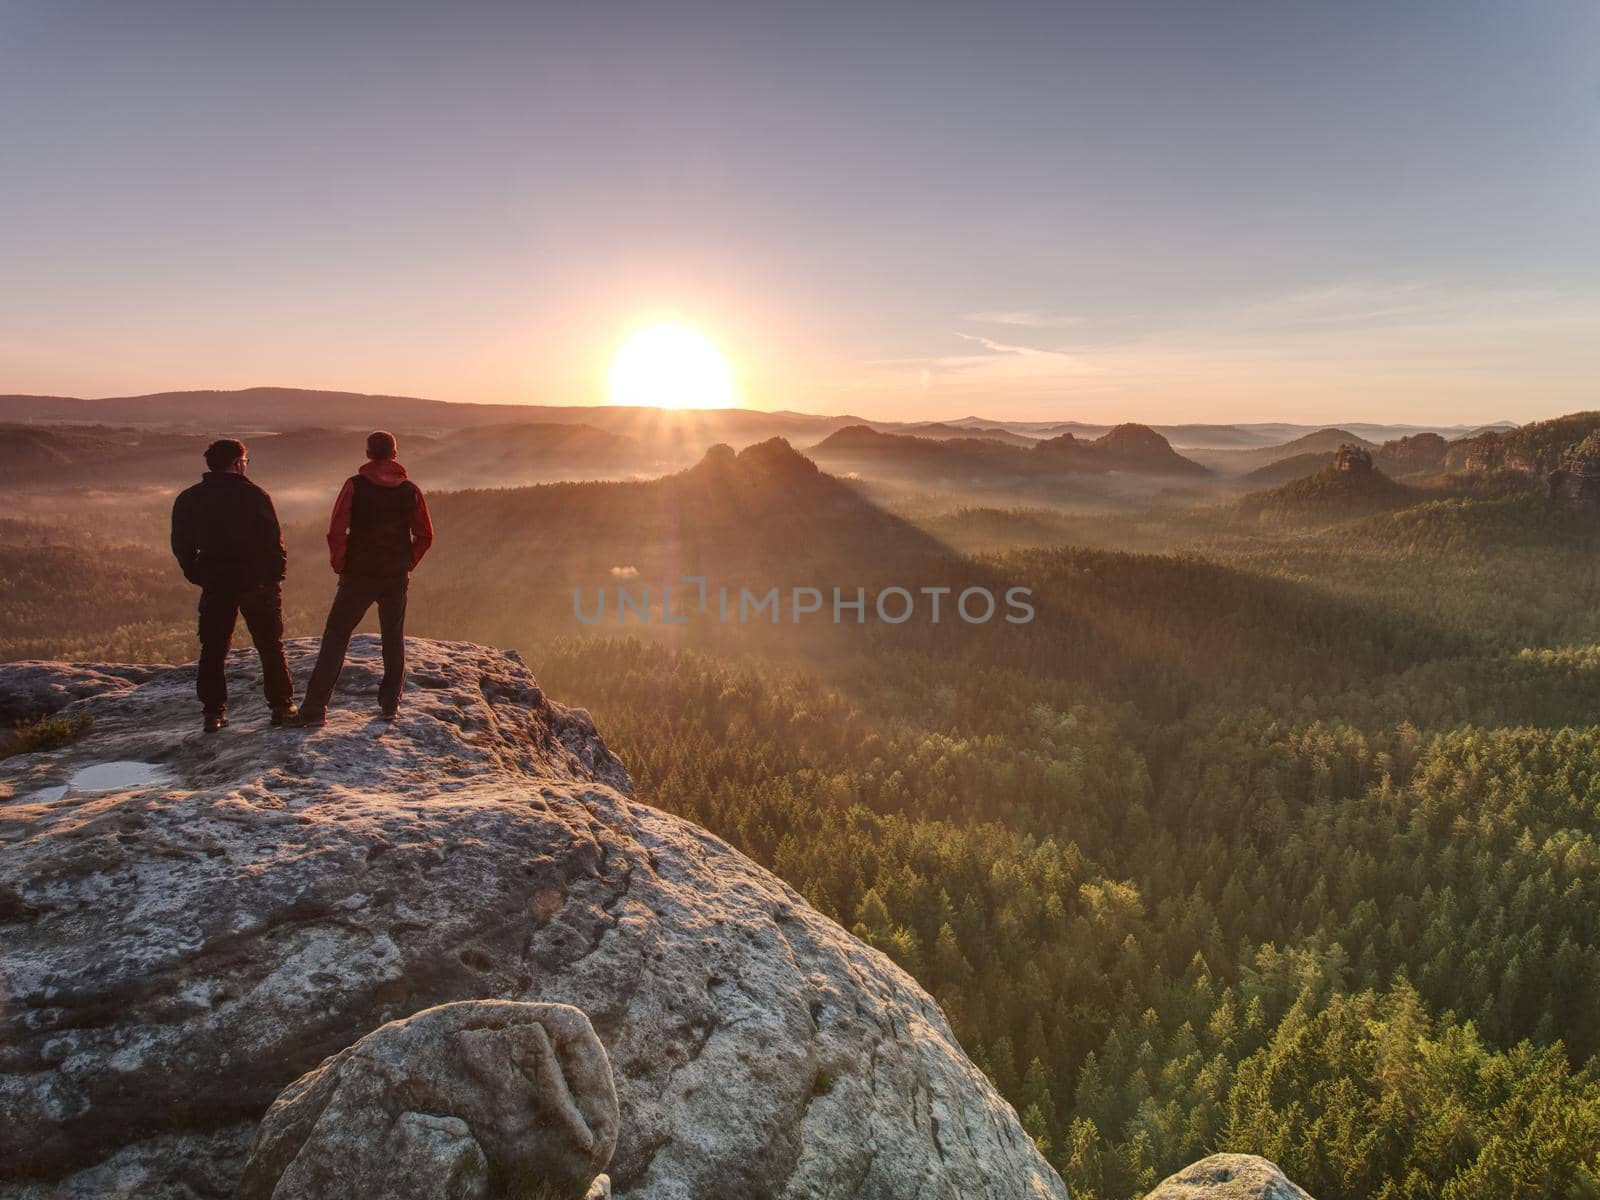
{"left": 345, "top": 474, "right": 423, "bottom": 577}
{"left": 171, "top": 472, "right": 287, "bottom": 591}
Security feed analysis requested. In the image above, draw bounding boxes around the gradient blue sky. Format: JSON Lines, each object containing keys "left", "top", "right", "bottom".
{"left": 2, "top": 1, "right": 1596, "bottom": 423}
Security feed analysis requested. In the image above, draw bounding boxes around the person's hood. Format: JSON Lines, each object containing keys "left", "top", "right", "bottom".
{"left": 359, "top": 459, "right": 409, "bottom": 487}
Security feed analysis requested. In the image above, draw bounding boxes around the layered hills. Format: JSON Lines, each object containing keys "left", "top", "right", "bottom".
{"left": 810, "top": 422, "right": 1207, "bottom": 485}
{"left": 0, "top": 421, "right": 655, "bottom": 494}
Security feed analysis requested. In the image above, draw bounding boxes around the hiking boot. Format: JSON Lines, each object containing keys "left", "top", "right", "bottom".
{"left": 291, "top": 709, "right": 327, "bottom": 729}
{"left": 203, "top": 711, "right": 228, "bottom": 733}
{"left": 270, "top": 704, "right": 298, "bottom": 727}
{"left": 380, "top": 705, "right": 399, "bottom": 722}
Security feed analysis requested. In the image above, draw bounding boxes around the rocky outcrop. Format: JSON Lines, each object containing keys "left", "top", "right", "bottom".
{"left": 1332, "top": 444, "right": 1372, "bottom": 474}
{"left": 1547, "top": 431, "right": 1600, "bottom": 514}
{"left": 0, "top": 637, "right": 1064, "bottom": 1199}
{"left": 1331, "top": 448, "right": 1369, "bottom": 473}
{"left": 1443, "top": 412, "right": 1600, "bottom": 477}
{"left": 1145, "top": 1154, "right": 1312, "bottom": 1199}
{"left": 1375, "top": 431, "right": 1446, "bottom": 476}
{"left": 0, "top": 660, "right": 158, "bottom": 724}
{"left": 238, "top": 1000, "right": 618, "bottom": 1200}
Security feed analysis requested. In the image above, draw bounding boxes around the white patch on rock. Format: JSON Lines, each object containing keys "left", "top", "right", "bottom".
{"left": 68, "top": 761, "right": 170, "bottom": 792}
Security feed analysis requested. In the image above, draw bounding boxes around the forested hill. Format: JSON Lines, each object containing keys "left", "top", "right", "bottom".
{"left": 1035, "top": 423, "right": 1210, "bottom": 476}
{"left": 811, "top": 422, "right": 1207, "bottom": 483}
{"left": 1235, "top": 461, "right": 1416, "bottom": 524}
{"left": 1444, "top": 409, "right": 1600, "bottom": 474}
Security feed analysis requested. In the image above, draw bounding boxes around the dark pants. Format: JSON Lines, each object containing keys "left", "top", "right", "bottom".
{"left": 197, "top": 582, "right": 294, "bottom": 714}
{"left": 300, "top": 573, "right": 409, "bottom": 715}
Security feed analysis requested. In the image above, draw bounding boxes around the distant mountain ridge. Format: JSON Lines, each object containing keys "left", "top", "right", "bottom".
{"left": 0, "top": 420, "right": 653, "bottom": 494}
{"left": 0, "top": 388, "right": 869, "bottom": 446}
{"left": 0, "top": 386, "right": 1515, "bottom": 451}
{"left": 1192, "top": 428, "right": 1375, "bottom": 473}
{"left": 897, "top": 421, "right": 1040, "bottom": 447}
{"left": 1037, "top": 422, "right": 1209, "bottom": 475}
{"left": 812, "top": 422, "right": 1207, "bottom": 480}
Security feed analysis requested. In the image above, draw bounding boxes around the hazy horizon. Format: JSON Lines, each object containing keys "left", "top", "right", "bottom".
{"left": 4, "top": 1, "right": 1597, "bottom": 424}
{"left": 0, "top": 379, "right": 1528, "bottom": 433}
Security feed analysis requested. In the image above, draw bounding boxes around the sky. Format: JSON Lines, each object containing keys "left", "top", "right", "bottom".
{"left": 1, "top": 0, "right": 1597, "bottom": 424}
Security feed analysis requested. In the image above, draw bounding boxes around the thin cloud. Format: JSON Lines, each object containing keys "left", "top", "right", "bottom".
{"left": 962, "top": 310, "right": 1084, "bottom": 329}
{"left": 923, "top": 332, "right": 1102, "bottom": 379}
{"left": 834, "top": 277, "right": 1600, "bottom": 423}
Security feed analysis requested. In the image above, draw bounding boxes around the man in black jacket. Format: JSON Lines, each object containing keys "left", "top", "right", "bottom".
{"left": 170, "top": 439, "right": 296, "bottom": 732}
{"left": 295, "top": 430, "right": 433, "bottom": 727}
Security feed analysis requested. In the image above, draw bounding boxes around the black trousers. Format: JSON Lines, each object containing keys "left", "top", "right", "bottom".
{"left": 300, "top": 573, "right": 409, "bottom": 714}
{"left": 197, "top": 582, "right": 294, "bottom": 714}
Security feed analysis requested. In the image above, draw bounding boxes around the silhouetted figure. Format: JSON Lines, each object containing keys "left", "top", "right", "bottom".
{"left": 296, "top": 431, "right": 434, "bottom": 726}
{"left": 170, "top": 439, "right": 296, "bottom": 732}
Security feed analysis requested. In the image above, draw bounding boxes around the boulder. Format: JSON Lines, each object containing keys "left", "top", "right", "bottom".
{"left": 238, "top": 1000, "right": 618, "bottom": 1200}
{"left": 0, "top": 637, "right": 1064, "bottom": 1200}
{"left": 1145, "top": 1154, "right": 1313, "bottom": 1200}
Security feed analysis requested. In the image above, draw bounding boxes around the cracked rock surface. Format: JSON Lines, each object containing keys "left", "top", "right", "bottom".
{"left": 1145, "top": 1155, "right": 1313, "bottom": 1200}
{"left": 0, "top": 637, "right": 1065, "bottom": 1200}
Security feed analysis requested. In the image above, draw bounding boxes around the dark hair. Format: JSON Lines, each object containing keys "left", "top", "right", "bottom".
{"left": 366, "top": 430, "right": 397, "bottom": 460}
{"left": 204, "top": 439, "right": 246, "bottom": 472}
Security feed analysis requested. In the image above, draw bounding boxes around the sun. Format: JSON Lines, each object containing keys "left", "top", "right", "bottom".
{"left": 607, "top": 323, "right": 738, "bottom": 410}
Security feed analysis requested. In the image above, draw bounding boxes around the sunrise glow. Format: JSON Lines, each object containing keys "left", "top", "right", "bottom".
{"left": 607, "top": 324, "right": 737, "bottom": 410}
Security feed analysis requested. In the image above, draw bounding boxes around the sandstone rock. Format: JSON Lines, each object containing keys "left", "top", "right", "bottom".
{"left": 1145, "top": 1154, "right": 1313, "bottom": 1200}
{"left": 238, "top": 1000, "right": 617, "bottom": 1200}
{"left": 0, "top": 637, "right": 1064, "bottom": 1200}
{"left": 1332, "top": 444, "right": 1371, "bottom": 474}
{"left": 0, "top": 661, "right": 157, "bottom": 724}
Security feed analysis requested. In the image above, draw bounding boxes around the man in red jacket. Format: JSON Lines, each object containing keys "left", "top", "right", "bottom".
{"left": 295, "top": 431, "right": 433, "bottom": 726}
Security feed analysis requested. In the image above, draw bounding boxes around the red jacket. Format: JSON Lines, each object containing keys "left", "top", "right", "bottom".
{"left": 327, "top": 459, "right": 434, "bottom": 574}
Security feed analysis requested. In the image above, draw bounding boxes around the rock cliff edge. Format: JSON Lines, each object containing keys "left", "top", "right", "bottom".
{"left": 0, "top": 637, "right": 1063, "bottom": 1199}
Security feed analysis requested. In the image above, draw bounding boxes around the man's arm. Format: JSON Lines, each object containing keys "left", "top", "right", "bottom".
{"left": 326, "top": 478, "right": 355, "bottom": 574}
{"left": 170, "top": 492, "right": 201, "bottom": 584}
{"left": 409, "top": 486, "right": 434, "bottom": 570}
{"left": 259, "top": 489, "right": 287, "bottom": 582}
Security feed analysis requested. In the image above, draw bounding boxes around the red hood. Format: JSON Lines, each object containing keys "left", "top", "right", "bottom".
{"left": 359, "top": 459, "right": 409, "bottom": 487}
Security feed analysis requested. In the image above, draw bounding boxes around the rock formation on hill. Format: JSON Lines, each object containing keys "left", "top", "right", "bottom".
{"left": 0, "top": 637, "right": 1064, "bottom": 1200}
{"left": 1332, "top": 444, "right": 1372, "bottom": 474}
{"left": 1443, "top": 411, "right": 1600, "bottom": 477}
{"left": 1547, "top": 431, "right": 1600, "bottom": 515}
{"left": 1374, "top": 431, "right": 1447, "bottom": 476}
{"left": 1236, "top": 447, "right": 1415, "bottom": 524}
